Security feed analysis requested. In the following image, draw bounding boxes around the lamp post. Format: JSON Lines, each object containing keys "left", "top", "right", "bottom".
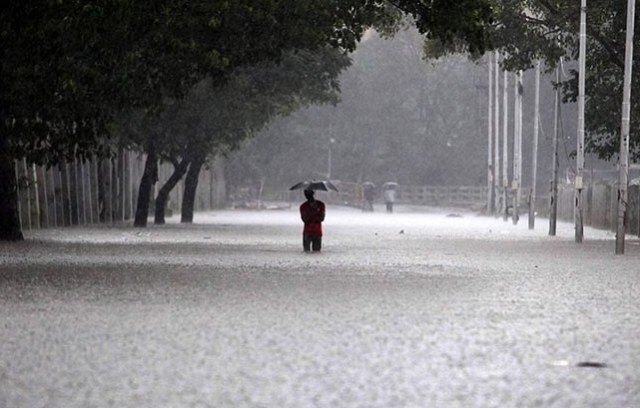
{"left": 616, "top": 0, "right": 636, "bottom": 254}
{"left": 502, "top": 68, "right": 509, "bottom": 221}
{"left": 575, "top": 0, "right": 587, "bottom": 243}
{"left": 529, "top": 61, "right": 540, "bottom": 230}
{"left": 512, "top": 70, "right": 523, "bottom": 225}
{"left": 494, "top": 51, "right": 500, "bottom": 216}
{"left": 549, "top": 63, "right": 560, "bottom": 236}
{"left": 487, "top": 54, "right": 494, "bottom": 214}
{"left": 327, "top": 137, "right": 335, "bottom": 180}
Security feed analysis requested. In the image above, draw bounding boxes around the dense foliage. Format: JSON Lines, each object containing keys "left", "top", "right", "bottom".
{"left": 136, "top": 47, "right": 351, "bottom": 223}
{"left": 483, "top": 0, "right": 640, "bottom": 161}
{"left": 0, "top": 0, "right": 495, "bottom": 238}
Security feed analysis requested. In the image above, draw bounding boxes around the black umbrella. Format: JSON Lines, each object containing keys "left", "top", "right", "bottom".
{"left": 289, "top": 180, "right": 339, "bottom": 192}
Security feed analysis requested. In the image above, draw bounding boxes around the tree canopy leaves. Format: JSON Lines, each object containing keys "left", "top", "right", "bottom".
{"left": 0, "top": 0, "right": 496, "bottom": 239}
{"left": 480, "top": 0, "right": 640, "bottom": 161}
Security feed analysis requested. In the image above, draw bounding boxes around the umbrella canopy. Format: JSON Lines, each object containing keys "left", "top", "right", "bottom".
{"left": 383, "top": 182, "right": 398, "bottom": 190}
{"left": 289, "top": 180, "right": 339, "bottom": 192}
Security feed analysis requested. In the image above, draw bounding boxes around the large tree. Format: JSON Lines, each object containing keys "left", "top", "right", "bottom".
{"left": 142, "top": 47, "right": 350, "bottom": 224}
{"left": 180, "top": 47, "right": 353, "bottom": 223}
{"left": 1, "top": 0, "right": 494, "bottom": 239}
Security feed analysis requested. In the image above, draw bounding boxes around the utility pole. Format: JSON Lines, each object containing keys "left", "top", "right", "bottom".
{"left": 549, "top": 64, "right": 561, "bottom": 236}
{"left": 502, "top": 69, "right": 509, "bottom": 222}
{"left": 487, "top": 54, "right": 494, "bottom": 214}
{"left": 327, "top": 123, "right": 334, "bottom": 180}
{"left": 327, "top": 144, "right": 332, "bottom": 180}
{"left": 529, "top": 61, "right": 540, "bottom": 229}
{"left": 512, "top": 71, "right": 523, "bottom": 225}
{"left": 616, "top": 0, "right": 636, "bottom": 254}
{"left": 575, "top": 0, "right": 587, "bottom": 243}
{"left": 494, "top": 51, "right": 501, "bottom": 216}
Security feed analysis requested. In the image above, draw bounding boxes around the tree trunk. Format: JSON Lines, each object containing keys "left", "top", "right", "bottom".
{"left": 71, "top": 158, "right": 79, "bottom": 225}
{"left": 38, "top": 165, "right": 49, "bottom": 228}
{"left": 107, "top": 157, "right": 114, "bottom": 224}
{"left": 79, "top": 159, "right": 87, "bottom": 224}
{"left": 0, "top": 133, "right": 24, "bottom": 241}
{"left": 51, "top": 164, "right": 60, "bottom": 226}
{"left": 155, "top": 158, "right": 189, "bottom": 225}
{"left": 61, "top": 162, "right": 72, "bottom": 226}
{"left": 212, "top": 157, "right": 227, "bottom": 208}
{"left": 22, "top": 159, "right": 32, "bottom": 230}
{"left": 181, "top": 157, "right": 204, "bottom": 223}
{"left": 134, "top": 134, "right": 158, "bottom": 227}
{"left": 118, "top": 148, "right": 125, "bottom": 222}
{"left": 97, "top": 159, "right": 107, "bottom": 222}
{"left": 125, "top": 151, "right": 133, "bottom": 220}
{"left": 85, "top": 159, "right": 93, "bottom": 224}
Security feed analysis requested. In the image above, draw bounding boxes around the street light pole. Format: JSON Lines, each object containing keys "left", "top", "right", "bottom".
{"left": 502, "top": 69, "right": 509, "bottom": 222}
{"left": 327, "top": 137, "right": 335, "bottom": 180}
{"left": 494, "top": 51, "right": 501, "bottom": 216}
{"left": 549, "top": 63, "right": 561, "bottom": 236}
{"left": 529, "top": 61, "right": 540, "bottom": 229}
{"left": 616, "top": 0, "right": 636, "bottom": 254}
{"left": 327, "top": 122, "right": 334, "bottom": 180}
{"left": 512, "top": 71, "right": 523, "bottom": 225}
{"left": 575, "top": 0, "right": 587, "bottom": 243}
{"left": 487, "top": 54, "right": 494, "bottom": 214}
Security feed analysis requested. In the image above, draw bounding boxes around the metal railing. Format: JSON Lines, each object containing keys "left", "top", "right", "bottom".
{"left": 270, "top": 182, "right": 488, "bottom": 210}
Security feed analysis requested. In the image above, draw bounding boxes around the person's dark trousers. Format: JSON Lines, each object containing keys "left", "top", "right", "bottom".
{"left": 386, "top": 202, "right": 393, "bottom": 213}
{"left": 303, "top": 235, "right": 322, "bottom": 252}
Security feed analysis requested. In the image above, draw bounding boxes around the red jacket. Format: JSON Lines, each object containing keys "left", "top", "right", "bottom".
{"left": 300, "top": 200, "right": 325, "bottom": 236}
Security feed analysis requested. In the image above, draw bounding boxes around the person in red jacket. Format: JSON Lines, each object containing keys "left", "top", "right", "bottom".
{"left": 299, "top": 189, "right": 325, "bottom": 252}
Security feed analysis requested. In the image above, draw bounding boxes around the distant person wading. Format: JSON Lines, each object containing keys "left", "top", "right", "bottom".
{"left": 299, "top": 189, "right": 325, "bottom": 252}
{"left": 383, "top": 182, "right": 398, "bottom": 213}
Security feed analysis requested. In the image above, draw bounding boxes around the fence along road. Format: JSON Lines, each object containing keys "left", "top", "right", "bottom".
{"left": 15, "top": 160, "right": 640, "bottom": 238}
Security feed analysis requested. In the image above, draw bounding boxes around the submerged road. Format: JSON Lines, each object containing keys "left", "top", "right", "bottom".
{"left": 1, "top": 207, "right": 639, "bottom": 407}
